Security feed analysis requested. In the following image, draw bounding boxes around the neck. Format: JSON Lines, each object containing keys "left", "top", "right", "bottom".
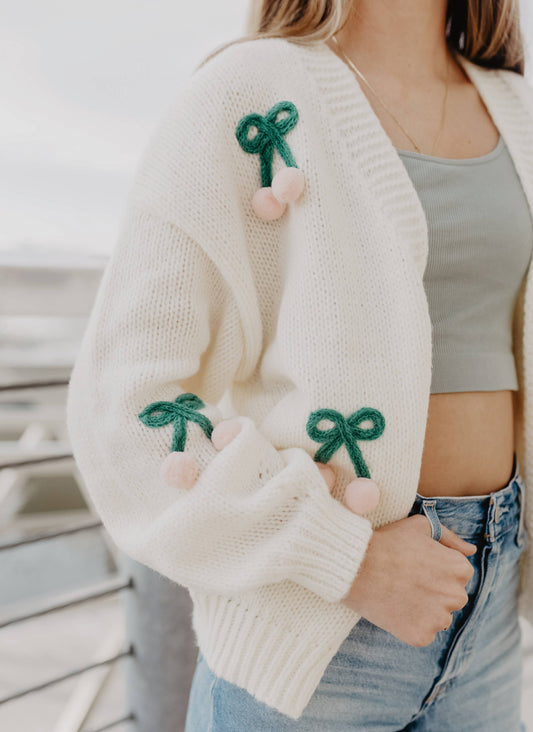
{"left": 331, "top": 0, "right": 452, "bottom": 84}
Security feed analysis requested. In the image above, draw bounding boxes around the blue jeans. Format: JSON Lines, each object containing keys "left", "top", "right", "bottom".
{"left": 185, "top": 453, "right": 530, "bottom": 731}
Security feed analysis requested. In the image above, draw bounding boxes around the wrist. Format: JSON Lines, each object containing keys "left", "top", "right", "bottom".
{"left": 341, "top": 528, "right": 380, "bottom": 612}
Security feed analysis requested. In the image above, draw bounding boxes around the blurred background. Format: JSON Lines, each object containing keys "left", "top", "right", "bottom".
{"left": 1, "top": 1, "right": 532, "bottom": 731}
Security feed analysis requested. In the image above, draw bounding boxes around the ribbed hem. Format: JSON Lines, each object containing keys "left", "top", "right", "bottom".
{"left": 189, "top": 589, "right": 360, "bottom": 720}
{"left": 289, "top": 482, "right": 374, "bottom": 603}
{"left": 429, "top": 351, "right": 518, "bottom": 393}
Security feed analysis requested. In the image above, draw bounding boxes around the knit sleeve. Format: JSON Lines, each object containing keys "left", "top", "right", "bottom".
{"left": 65, "top": 197, "right": 374, "bottom": 604}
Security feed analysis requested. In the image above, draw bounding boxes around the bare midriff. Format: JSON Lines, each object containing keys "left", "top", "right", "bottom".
{"left": 416, "top": 390, "right": 516, "bottom": 497}
{"left": 324, "top": 41, "right": 519, "bottom": 498}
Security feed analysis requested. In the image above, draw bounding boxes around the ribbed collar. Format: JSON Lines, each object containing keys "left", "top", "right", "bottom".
{"left": 298, "top": 41, "right": 533, "bottom": 280}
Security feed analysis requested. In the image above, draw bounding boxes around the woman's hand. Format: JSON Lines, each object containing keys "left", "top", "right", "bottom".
{"left": 341, "top": 513, "right": 477, "bottom": 647}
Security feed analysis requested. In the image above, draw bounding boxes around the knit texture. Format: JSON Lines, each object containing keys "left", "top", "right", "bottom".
{"left": 65, "top": 38, "right": 533, "bottom": 720}
{"left": 235, "top": 99, "right": 299, "bottom": 187}
{"left": 306, "top": 406, "right": 386, "bottom": 478}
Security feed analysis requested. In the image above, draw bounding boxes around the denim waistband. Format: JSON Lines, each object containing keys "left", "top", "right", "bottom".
{"left": 410, "top": 452, "right": 524, "bottom": 542}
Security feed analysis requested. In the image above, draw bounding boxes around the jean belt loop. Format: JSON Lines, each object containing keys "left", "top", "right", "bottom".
{"left": 421, "top": 499, "right": 442, "bottom": 542}
{"left": 487, "top": 496, "right": 496, "bottom": 542}
{"left": 517, "top": 477, "right": 526, "bottom": 547}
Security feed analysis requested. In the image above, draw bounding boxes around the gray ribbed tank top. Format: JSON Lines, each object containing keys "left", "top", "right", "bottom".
{"left": 396, "top": 135, "right": 533, "bottom": 393}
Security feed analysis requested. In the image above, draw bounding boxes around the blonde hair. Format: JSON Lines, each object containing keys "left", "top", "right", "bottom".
{"left": 196, "top": 0, "right": 526, "bottom": 75}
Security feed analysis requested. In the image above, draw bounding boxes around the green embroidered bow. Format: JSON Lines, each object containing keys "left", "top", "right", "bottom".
{"left": 306, "top": 407, "right": 386, "bottom": 479}
{"left": 137, "top": 392, "right": 213, "bottom": 452}
{"left": 235, "top": 100, "right": 299, "bottom": 188}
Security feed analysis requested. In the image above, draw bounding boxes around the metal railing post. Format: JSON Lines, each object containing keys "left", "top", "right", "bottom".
{"left": 119, "top": 554, "right": 198, "bottom": 732}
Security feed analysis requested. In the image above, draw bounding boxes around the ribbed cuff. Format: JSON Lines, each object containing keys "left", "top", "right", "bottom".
{"left": 288, "top": 481, "right": 374, "bottom": 604}
{"left": 190, "top": 589, "right": 361, "bottom": 720}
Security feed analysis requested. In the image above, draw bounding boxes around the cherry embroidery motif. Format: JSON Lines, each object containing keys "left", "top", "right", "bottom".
{"left": 137, "top": 391, "right": 382, "bottom": 516}
{"left": 307, "top": 406, "right": 386, "bottom": 514}
{"left": 235, "top": 100, "right": 305, "bottom": 220}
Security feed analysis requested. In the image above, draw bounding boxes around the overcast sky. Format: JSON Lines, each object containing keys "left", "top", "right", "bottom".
{"left": 0, "top": 1, "right": 531, "bottom": 256}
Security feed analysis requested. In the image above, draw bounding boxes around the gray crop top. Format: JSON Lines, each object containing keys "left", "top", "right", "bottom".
{"left": 396, "top": 134, "right": 533, "bottom": 394}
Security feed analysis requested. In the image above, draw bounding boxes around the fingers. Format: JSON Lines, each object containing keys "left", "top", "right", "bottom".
{"left": 439, "top": 525, "right": 477, "bottom": 556}
{"left": 324, "top": 471, "right": 478, "bottom": 560}
{"left": 411, "top": 513, "right": 477, "bottom": 556}
{"left": 413, "top": 513, "right": 477, "bottom": 556}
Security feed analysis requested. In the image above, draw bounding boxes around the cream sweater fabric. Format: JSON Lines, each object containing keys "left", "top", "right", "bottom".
{"left": 65, "top": 37, "right": 533, "bottom": 720}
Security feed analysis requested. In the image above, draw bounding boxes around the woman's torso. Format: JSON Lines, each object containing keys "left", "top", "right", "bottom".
{"left": 396, "top": 137, "right": 531, "bottom": 498}
{"left": 326, "top": 39, "right": 524, "bottom": 497}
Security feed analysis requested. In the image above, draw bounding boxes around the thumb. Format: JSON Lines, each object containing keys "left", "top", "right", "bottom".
{"left": 439, "top": 524, "right": 477, "bottom": 556}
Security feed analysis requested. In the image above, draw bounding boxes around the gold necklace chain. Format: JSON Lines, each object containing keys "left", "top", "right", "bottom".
{"left": 330, "top": 34, "right": 450, "bottom": 155}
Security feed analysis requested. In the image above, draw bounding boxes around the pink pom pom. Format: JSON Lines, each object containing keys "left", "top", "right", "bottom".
{"left": 252, "top": 187, "right": 287, "bottom": 220}
{"left": 271, "top": 167, "right": 305, "bottom": 203}
{"left": 160, "top": 451, "right": 198, "bottom": 488}
{"left": 317, "top": 463, "right": 336, "bottom": 491}
{"left": 344, "top": 478, "right": 380, "bottom": 515}
{"left": 211, "top": 419, "right": 243, "bottom": 451}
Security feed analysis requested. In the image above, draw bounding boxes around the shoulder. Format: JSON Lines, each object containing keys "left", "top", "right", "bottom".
{"left": 170, "top": 36, "right": 311, "bottom": 119}
{"left": 192, "top": 36, "right": 304, "bottom": 87}
{"left": 169, "top": 36, "right": 311, "bottom": 142}
{"left": 458, "top": 53, "right": 533, "bottom": 121}
{"left": 128, "top": 37, "right": 317, "bottom": 222}
{"left": 467, "top": 56, "right": 533, "bottom": 109}
{"left": 497, "top": 66, "right": 533, "bottom": 109}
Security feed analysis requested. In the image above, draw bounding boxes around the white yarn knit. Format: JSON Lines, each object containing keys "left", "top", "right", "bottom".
{"left": 65, "top": 38, "right": 533, "bottom": 720}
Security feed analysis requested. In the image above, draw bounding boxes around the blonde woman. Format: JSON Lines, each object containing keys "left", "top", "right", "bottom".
{"left": 66, "top": 0, "right": 533, "bottom": 729}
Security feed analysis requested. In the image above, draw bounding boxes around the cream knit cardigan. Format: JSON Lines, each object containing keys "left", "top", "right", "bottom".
{"left": 65, "top": 38, "right": 533, "bottom": 720}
